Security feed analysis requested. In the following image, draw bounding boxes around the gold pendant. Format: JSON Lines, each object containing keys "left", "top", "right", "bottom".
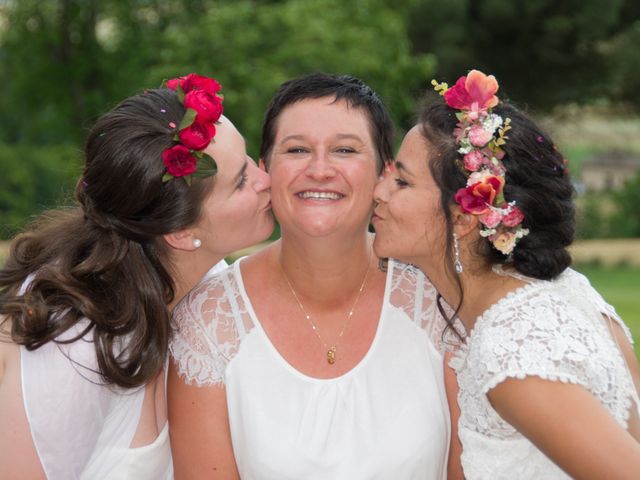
{"left": 327, "top": 346, "right": 337, "bottom": 364}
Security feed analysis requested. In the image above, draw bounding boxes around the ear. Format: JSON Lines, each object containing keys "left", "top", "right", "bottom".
{"left": 163, "top": 228, "right": 198, "bottom": 252}
{"left": 259, "top": 158, "right": 268, "bottom": 172}
{"left": 451, "top": 205, "right": 478, "bottom": 239}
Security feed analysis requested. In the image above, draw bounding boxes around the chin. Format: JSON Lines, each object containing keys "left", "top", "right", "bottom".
{"left": 372, "top": 235, "right": 395, "bottom": 260}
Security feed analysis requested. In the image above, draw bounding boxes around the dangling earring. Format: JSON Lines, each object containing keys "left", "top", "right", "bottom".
{"left": 453, "top": 233, "right": 463, "bottom": 274}
{"left": 193, "top": 238, "right": 202, "bottom": 249}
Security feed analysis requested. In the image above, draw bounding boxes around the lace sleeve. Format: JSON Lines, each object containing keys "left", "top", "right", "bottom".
{"left": 388, "top": 260, "right": 456, "bottom": 355}
{"left": 469, "top": 284, "right": 607, "bottom": 394}
{"left": 170, "top": 268, "right": 245, "bottom": 387}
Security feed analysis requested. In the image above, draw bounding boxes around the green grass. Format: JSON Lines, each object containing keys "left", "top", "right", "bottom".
{"left": 575, "top": 264, "right": 640, "bottom": 360}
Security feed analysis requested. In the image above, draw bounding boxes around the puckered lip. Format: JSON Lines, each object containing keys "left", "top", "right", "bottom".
{"left": 371, "top": 208, "right": 384, "bottom": 222}
{"left": 295, "top": 188, "right": 345, "bottom": 200}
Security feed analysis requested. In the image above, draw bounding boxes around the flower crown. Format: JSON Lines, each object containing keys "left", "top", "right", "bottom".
{"left": 432, "top": 69, "right": 529, "bottom": 255}
{"left": 161, "top": 73, "right": 224, "bottom": 185}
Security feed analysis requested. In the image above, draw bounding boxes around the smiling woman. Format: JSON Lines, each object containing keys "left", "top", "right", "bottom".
{"left": 167, "top": 72, "right": 455, "bottom": 479}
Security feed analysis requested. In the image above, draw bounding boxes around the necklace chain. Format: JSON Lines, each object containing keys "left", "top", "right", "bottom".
{"left": 280, "top": 252, "right": 372, "bottom": 365}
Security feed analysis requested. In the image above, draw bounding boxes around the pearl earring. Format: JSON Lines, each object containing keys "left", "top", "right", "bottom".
{"left": 453, "top": 233, "right": 463, "bottom": 274}
{"left": 193, "top": 238, "right": 202, "bottom": 249}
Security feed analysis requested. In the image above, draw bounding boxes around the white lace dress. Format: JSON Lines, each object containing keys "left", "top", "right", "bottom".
{"left": 170, "top": 258, "right": 452, "bottom": 479}
{"left": 450, "top": 267, "right": 640, "bottom": 479}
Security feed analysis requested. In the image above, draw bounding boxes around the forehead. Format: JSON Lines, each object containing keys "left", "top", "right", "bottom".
{"left": 274, "top": 97, "right": 373, "bottom": 141}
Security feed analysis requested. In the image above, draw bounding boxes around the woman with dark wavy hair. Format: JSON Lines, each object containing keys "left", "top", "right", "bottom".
{"left": 0, "top": 74, "right": 273, "bottom": 478}
{"left": 372, "top": 70, "right": 640, "bottom": 479}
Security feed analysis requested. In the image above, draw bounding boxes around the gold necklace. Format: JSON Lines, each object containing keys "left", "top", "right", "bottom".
{"left": 280, "top": 253, "right": 371, "bottom": 365}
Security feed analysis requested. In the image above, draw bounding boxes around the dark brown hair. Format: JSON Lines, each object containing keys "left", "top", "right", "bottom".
{"left": 0, "top": 88, "right": 213, "bottom": 388}
{"left": 418, "top": 100, "right": 575, "bottom": 337}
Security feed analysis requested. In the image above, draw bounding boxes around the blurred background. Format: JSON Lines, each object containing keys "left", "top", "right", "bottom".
{"left": 0, "top": 0, "right": 638, "bottom": 355}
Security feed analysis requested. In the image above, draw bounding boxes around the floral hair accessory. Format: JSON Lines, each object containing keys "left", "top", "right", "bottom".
{"left": 161, "top": 73, "right": 224, "bottom": 185}
{"left": 432, "top": 70, "right": 529, "bottom": 255}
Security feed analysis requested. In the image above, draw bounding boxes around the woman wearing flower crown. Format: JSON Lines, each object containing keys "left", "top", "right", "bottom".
{"left": 372, "top": 69, "right": 640, "bottom": 478}
{"left": 0, "top": 74, "right": 273, "bottom": 478}
{"left": 168, "top": 72, "right": 453, "bottom": 479}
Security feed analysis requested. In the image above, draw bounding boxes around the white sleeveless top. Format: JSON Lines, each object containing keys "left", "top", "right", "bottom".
{"left": 21, "top": 326, "right": 173, "bottom": 479}
{"left": 170, "top": 258, "right": 452, "bottom": 479}
{"left": 450, "top": 267, "right": 640, "bottom": 479}
{"left": 19, "top": 259, "right": 228, "bottom": 479}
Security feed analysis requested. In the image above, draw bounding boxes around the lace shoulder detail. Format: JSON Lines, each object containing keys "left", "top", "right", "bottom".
{"left": 170, "top": 262, "right": 254, "bottom": 387}
{"left": 387, "top": 259, "right": 456, "bottom": 355}
{"left": 466, "top": 281, "right": 595, "bottom": 392}
{"left": 454, "top": 269, "right": 636, "bottom": 431}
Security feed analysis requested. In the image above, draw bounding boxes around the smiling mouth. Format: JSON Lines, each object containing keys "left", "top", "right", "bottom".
{"left": 297, "top": 191, "right": 344, "bottom": 200}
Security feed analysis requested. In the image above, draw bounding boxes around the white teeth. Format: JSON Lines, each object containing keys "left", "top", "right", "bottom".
{"left": 299, "top": 191, "right": 342, "bottom": 200}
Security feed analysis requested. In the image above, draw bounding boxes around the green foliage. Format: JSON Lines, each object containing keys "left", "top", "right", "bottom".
{"left": 0, "top": 144, "right": 82, "bottom": 239}
{"left": 575, "top": 264, "right": 640, "bottom": 359}
{"left": 405, "top": 0, "right": 634, "bottom": 110}
{"left": 576, "top": 171, "right": 640, "bottom": 239}
{"left": 147, "top": 0, "right": 434, "bottom": 156}
{"left": 611, "top": 171, "right": 640, "bottom": 236}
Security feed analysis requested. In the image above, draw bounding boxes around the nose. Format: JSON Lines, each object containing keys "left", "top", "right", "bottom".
{"left": 373, "top": 171, "right": 390, "bottom": 204}
{"left": 304, "top": 150, "right": 335, "bottom": 180}
{"left": 250, "top": 159, "right": 271, "bottom": 192}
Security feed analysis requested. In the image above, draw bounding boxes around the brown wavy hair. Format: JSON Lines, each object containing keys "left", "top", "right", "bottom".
{"left": 0, "top": 88, "right": 213, "bottom": 388}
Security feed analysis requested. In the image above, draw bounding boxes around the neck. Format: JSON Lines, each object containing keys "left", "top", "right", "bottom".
{"left": 168, "top": 251, "right": 224, "bottom": 311}
{"left": 412, "top": 256, "right": 508, "bottom": 332}
{"left": 277, "top": 233, "right": 373, "bottom": 307}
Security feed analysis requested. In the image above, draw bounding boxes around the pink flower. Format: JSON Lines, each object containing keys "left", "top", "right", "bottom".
{"left": 454, "top": 175, "right": 504, "bottom": 215}
{"left": 184, "top": 89, "right": 223, "bottom": 123}
{"left": 480, "top": 210, "right": 502, "bottom": 228}
{"left": 162, "top": 145, "right": 197, "bottom": 177}
{"left": 463, "top": 150, "right": 485, "bottom": 171}
{"left": 444, "top": 70, "right": 499, "bottom": 111}
{"left": 178, "top": 120, "right": 216, "bottom": 150}
{"left": 493, "top": 232, "right": 517, "bottom": 255}
{"left": 468, "top": 126, "right": 494, "bottom": 147}
{"left": 502, "top": 206, "right": 525, "bottom": 227}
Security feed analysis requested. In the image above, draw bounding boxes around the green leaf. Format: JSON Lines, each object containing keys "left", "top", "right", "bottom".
{"left": 162, "top": 173, "right": 173, "bottom": 183}
{"left": 178, "top": 109, "right": 197, "bottom": 130}
{"left": 176, "top": 84, "right": 185, "bottom": 103}
{"left": 194, "top": 153, "right": 217, "bottom": 178}
{"left": 184, "top": 175, "right": 192, "bottom": 186}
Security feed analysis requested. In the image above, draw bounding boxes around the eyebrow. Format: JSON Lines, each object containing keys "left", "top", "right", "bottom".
{"left": 279, "top": 133, "right": 365, "bottom": 143}
{"left": 395, "top": 161, "right": 415, "bottom": 177}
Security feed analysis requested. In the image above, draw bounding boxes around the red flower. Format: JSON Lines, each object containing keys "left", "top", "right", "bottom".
{"left": 166, "top": 73, "right": 221, "bottom": 95}
{"left": 178, "top": 120, "right": 216, "bottom": 150}
{"left": 181, "top": 74, "right": 221, "bottom": 95}
{"left": 454, "top": 176, "right": 504, "bottom": 214}
{"left": 162, "top": 145, "right": 197, "bottom": 177}
{"left": 183, "top": 89, "right": 223, "bottom": 123}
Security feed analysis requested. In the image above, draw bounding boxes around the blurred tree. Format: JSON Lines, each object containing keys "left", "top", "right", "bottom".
{"left": 405, "top": 0, "right": 631, "bottom": 110}
{"left": 611, "top": 171, "right": 640, "bottom": 237}
{"left": 146, "top": 0, "right": 435, "bottom": 155}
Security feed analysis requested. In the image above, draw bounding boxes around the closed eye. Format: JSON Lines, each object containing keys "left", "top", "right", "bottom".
{"left": 394, "top": 177, "right": 410, "bottom": 187}
{"left": 236, "top": 173, "right": 248, "bottom": 189}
